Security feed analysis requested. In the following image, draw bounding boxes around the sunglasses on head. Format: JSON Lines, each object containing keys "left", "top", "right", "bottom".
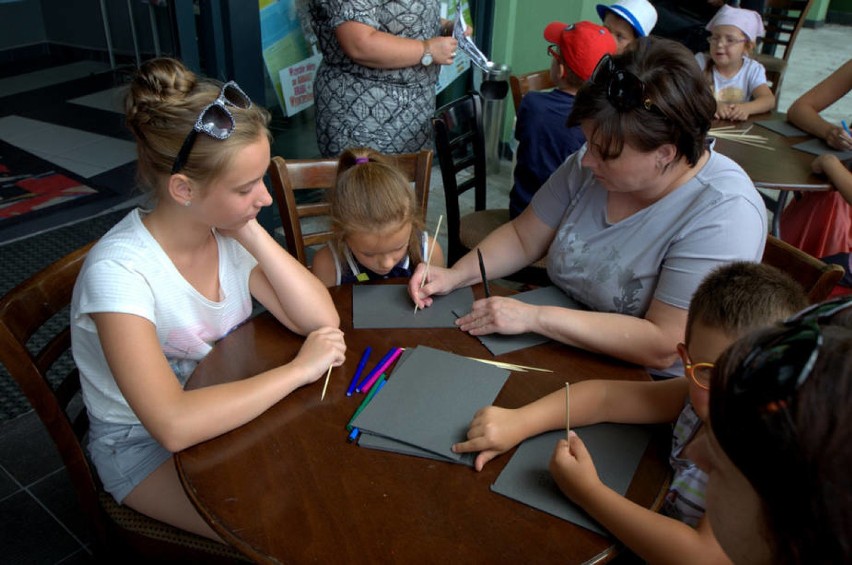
{"left": 732, "top": 296, "right": 852, "bottom": 414}
{"left": 590, "top": 54, "right": 662, "bottom": 115}
{"left": 171, "top": 80, "right": 252, "bottom": 175}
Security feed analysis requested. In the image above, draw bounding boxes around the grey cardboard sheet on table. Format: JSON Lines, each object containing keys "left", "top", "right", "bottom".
{"left": 791, "top": 137, "right": 852, "bottom": 160}
{"left": 353, "top": 284, "right": 474, "bottom": 329}
{"left": 491, "top": 424, "right": 653, "bottom": 536}
{"left": 754, "top": 119, "right": 806, "bottom": 137}
{"left": 457, "top": 285, "right": 583, "bottom": 356}
{"left": 350, "top": 346, "right": 510, "bottom": 465}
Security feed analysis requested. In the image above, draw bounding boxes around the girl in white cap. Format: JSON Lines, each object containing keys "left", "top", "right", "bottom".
{"left": 697, "top": 4, "right": 775, "bottom": 121}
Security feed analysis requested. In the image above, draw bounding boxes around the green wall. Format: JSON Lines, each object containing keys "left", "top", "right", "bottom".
{"left": 830, "top": 0, "right": 852, "bottom": 10}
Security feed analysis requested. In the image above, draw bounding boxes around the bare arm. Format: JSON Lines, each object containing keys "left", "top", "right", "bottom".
{"left": 230, "top": 220, "right": 339, "bottom": 333}
{"left": 454, "top": 378, "right": 688, "bottom": 470}
{"left": 812, "top": 154, "right": 852, "bottom": 204}
{"left": 551, "top": 435, "right": 731, "bottom": 565}
{"left": 787, "top": 59, "right": 852, "bottom": 150}
{"left": 409, "top": 208, "right": 556, "bottom": 306}
{"left": 92, "top": 312, "right": 345, "bottom": 452}
{"left": 460, "top": 294, "right": 686, "bottom": 370}
{"left": 335, "top": 21, "right": 457, "bottom": 69}
{"left": 743, "top": 83, "right": 776, "bottom": 116}
{"left": 310, "top": 245, "right": 338, "bottom": 287}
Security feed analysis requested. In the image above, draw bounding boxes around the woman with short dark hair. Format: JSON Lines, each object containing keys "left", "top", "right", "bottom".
{"left": 410, "top": 37, "right": 767, "bottom": 376}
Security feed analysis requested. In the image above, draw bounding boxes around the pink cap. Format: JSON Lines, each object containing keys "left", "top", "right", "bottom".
{"left": 544, "top": 21, "right": 618, "bottom": 82}
{"left": 706, "top": 5, "right": 765, "bottom": 42}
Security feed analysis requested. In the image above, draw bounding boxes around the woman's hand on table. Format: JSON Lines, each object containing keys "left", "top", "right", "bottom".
{"left": 456, "top": 296, "right": 536, "bottom": 336}
{"left": 549, "top": 433, "right": 604, "bottom": 504}
{"left": 452, "top": 405, "right": 525, "bottom": 471}
{"left": 291, "top": 326, "right": 346, "bottom": 385}
{"left": 824, "top": 124, "right": 852, "bottom": 151}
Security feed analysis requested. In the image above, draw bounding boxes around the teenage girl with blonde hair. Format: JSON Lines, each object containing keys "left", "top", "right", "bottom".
{"left": 311, "top": 147, "right": 444, "bottom": 286}
{"left": 71, "top": 58, "right": 345, "bottom": 540}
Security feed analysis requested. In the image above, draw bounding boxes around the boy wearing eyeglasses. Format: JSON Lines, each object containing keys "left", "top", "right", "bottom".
{"left": 509, "top": 21, "right": 616, "bottom": 219}
{"left": 453, "top": 262, "right": 807, "bottom": 562}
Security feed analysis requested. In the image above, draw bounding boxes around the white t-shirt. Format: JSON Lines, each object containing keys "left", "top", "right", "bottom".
{"left": 695, "top": 53, "right": 768, "bottom": 103}
{"left": 531, "top": 145, "right": 766, "bottom": 317}
{"left": 71, "top": 209, "right": 257, "bottom": 425}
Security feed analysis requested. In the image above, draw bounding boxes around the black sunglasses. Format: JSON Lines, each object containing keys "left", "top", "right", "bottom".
{"left": 171, "top": 81, "right": 252, "bottom": 174}
{"left": 732, "top": 296, "right": 852, "bottom": 413}
{"left": 589, "top": 54, "right": 661, "bottom": 114}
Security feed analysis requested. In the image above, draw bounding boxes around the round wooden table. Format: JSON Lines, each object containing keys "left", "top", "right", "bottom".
{"left": 176, "top": 283, "right": 671, "bottom": 563}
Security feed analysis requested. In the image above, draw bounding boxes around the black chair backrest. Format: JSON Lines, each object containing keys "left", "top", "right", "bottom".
{"left": 432, "top": 92, "right": 488, "bottom": 264}
{"left": 759, "top": 0, "right": 814, "bottom": 60}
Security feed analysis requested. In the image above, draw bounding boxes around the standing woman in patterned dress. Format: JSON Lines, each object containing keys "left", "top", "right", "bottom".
{"left": 308, "top": 0, "right": 461, "bottom": 156}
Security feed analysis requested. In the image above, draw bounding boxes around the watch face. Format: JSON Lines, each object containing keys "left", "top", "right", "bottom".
{"left": 421, "top": 52, "right": 433, "bottom": 66}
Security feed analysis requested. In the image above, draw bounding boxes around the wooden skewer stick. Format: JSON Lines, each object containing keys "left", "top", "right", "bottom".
{"left": 565, "top": 382, "right": 570, "bottom": 439}
{"left": 321, "top": 365, "right": 332, "bottom": 401}
{"left": 414, "top": 214, "right": 444, "bottom": 314}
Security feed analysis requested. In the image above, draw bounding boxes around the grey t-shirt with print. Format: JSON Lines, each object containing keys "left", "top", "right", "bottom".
{"left": 531, "top": 145, "right": 766, "bottom": 320}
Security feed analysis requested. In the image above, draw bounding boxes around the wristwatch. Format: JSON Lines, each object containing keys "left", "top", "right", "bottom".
{"left": 421, "top": 40, "right": 433, "bottom": 66}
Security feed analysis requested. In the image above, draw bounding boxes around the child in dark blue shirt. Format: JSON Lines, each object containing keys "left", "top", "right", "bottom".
{"left": 510, "top": 21, "right": 616, "bottom": 218}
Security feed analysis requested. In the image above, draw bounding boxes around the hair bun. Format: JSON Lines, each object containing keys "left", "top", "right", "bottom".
{"left": 125, "top": 58, "right": 198, "bottom": 132}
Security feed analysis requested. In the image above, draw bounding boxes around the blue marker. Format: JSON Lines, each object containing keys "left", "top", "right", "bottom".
{"left": 842, "top": 120, "right": 851, "bottom": 137}
{"left": 347, "top": 378, "right": 388, "bottom": 441}
{"left": 346, "top": 347, "right": 372, "bottom": 396}
{"left": 356, "top": 347, "right": 395, "bottom": 393}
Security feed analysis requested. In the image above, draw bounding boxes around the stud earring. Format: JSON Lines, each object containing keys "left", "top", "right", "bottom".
{"left": 184, "top": 200, "right": 191, "bottom": 207}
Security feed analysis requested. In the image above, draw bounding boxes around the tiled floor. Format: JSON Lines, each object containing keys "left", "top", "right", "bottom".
{"left": 0, "top": 24, "right": 850, "bottom": 564}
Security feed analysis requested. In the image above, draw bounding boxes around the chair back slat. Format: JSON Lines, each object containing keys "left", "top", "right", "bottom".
{"left": 510, "top": 69, "right": 554, "bottom": 112}
{"left": 759, "top": 0, "right": 814, "bottom": 60}
{"left": 268, "top": 151, "right": 432, "bottom": 267}
{"left": 433, "top": 92, "right": 490, "bottom": 264}
{"left": 762, "top": 235, "right": 845, "bottom": 303}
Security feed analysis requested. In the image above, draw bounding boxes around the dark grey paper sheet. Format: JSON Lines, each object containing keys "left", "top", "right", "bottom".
{"left": 754, "top": 119, "right": 806, "bottom": 137}
{"left": 491, "top": 424, "right": 653, "bottom": 536}
{"left": 792, "top": 138, "right": 852, "bottom": 160}
{"left": 353, "top": 284, "right": 474, "bottom": 329}
{"left": 460, "top": 286, "right": 583, "bottom": 356}
{"left": 350, "top": 346, "right": 509, "bottom": 465}
{"left": 357, "top": 432, "right": 472, "bottom": 465}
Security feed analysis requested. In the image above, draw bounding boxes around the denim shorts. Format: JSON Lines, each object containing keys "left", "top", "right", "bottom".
{"left": 87, "top": 415, "right": 171, "bottom": 503}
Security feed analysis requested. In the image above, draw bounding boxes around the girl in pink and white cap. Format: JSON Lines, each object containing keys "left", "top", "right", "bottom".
{"left": 697, "top": 4, "right": 776, "bottom": 121}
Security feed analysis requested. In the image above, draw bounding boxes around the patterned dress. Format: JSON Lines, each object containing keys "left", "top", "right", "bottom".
{"left": 308, "top": 0, "right": 441, "bottom": 156}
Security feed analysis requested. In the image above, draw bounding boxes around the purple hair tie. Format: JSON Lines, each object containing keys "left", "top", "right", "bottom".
{"left": 355, "top": 156, "right": 369, "bottom": 164}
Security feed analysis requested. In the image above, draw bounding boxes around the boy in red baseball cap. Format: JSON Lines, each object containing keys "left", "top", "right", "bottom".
{"left": 510, "top": 22, "right": 616, "bottom": 218}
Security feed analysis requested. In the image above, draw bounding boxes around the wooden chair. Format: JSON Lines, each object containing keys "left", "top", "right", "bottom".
{"left": 0, "top": 242, "right": 247, "bottom": 563}
{"left": 509, "top": 69, "right": 554, "bottom": 112}
{"left": 267, "top": 150, "right": 433, "bottom": 266}
{"left": 762, "top": 234, "right": 845, "bottom": 303}
{"left": 755, "top": 0, "right": 815, "bottom": 99}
